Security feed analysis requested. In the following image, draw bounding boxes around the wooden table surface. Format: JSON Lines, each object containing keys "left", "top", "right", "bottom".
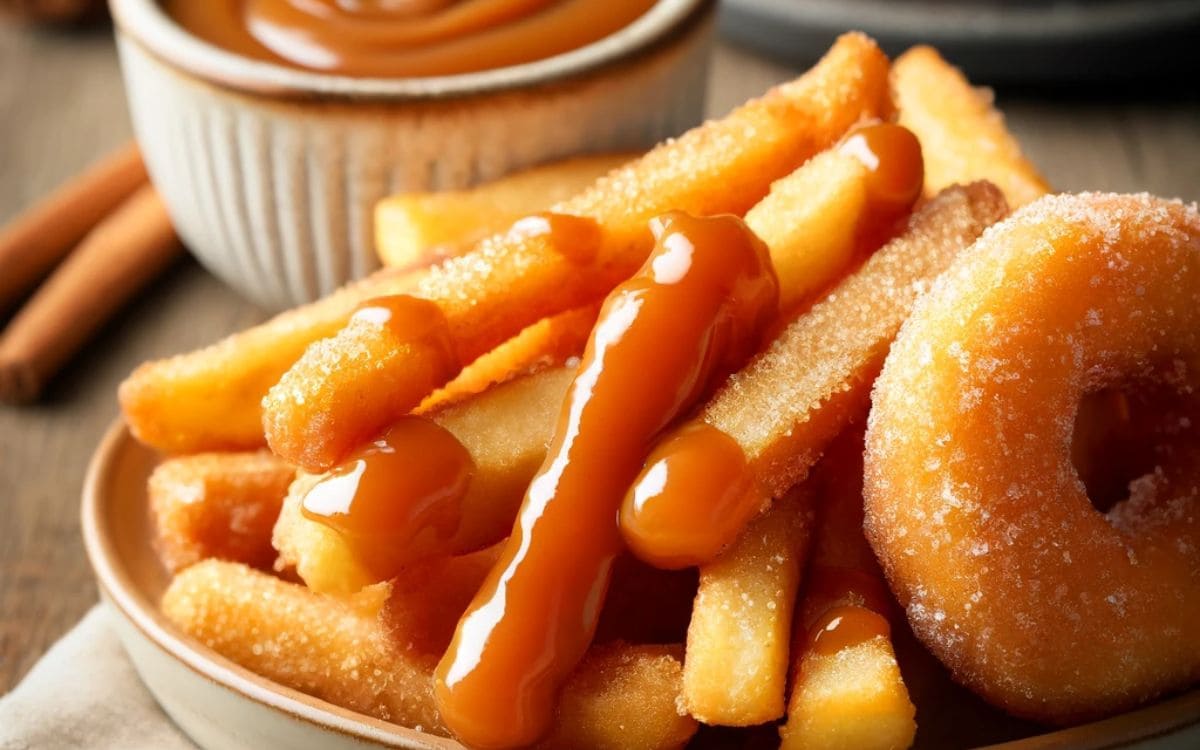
{"left": 1, "top": 20, "right": 1198, "bottom": 695}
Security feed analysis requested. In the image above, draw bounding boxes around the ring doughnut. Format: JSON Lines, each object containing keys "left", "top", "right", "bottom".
{"left": 864, "top": 192, "right": 1200, "bottom": 723}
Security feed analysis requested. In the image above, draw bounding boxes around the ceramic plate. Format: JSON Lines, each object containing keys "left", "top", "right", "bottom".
{"left": 82, "top": 421, "right": 1200, "bottom": 748}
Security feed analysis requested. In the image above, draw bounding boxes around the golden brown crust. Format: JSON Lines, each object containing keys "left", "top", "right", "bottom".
{"left": 149, "top": 451, "right": 294, "bottom": 573}
{"left": 262, "top": 32, "right": 893, "bottom": 472}
{"left": 865, "top": 193, "right": 1200, "bottom": 723}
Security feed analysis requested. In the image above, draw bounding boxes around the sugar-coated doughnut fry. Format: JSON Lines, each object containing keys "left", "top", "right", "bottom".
{"left": 865, "top": 193, "right": 1200, "bottom": 724}
{"left": 148, "top": 451, "right": 295, "bottom": 573}
{"left": 383, "top": 545, "right": 502, "bottom": 657}
{"left": 264, "top": 32, "right": 893, "bottom": 472}
{"left": 289, "top": 124, "right": 920, "bottom": 586}
{"left": 780, "top": 429, "right": 916, "bottom": 750}
{"left": 162, "top": 559, "right": 446, "bottom": 734}
{"left": 892, "top": 46, "right": 1050, "bottom": 209}
{"left": 706, "top": 182, "right": 1007, "bottom": 500}
{"left": 622, "top": 183, "right": 1009, "bottom": 573}
{"left": 418, "top": 304, "right": 595, "bottom": 413}
{"left": 163, "top": 560, "right": 694, "bottom": 748}
{"left": 745, "top": 123, "right": 923, "bottom": 315}
{"left": 682, "top": 486, "right": 815, "bottom": 726}
{"left": 119, "top": 264, "right": 426, "bottom": 454}
{"left": 273, "top": 366, "right": 574, "bottom": 593}
{"left": 375, "top": 153, "right": 634, "bottom": 268}
{"left": 539, "top": 643, "right": 697, "bottom": 750}
{"left": 272, "top": 473, "right": 374, "bottom": 593}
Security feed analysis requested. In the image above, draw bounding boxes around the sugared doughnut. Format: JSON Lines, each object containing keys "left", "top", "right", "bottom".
{"left": 864, "top": 193, "right": 1200, "bottom": 723}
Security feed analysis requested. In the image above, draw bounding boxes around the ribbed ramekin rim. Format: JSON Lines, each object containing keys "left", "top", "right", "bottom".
{"left": 108, "top": 0, "right": 713, "bottom": 101}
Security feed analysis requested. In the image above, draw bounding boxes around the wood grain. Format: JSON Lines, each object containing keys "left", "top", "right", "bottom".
{"left": 0, "top": 23, "right": 1197, "bottom": 694}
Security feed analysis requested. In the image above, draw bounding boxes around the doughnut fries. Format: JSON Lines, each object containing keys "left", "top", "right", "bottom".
{"left": 273, "top": 366, "right": 574, "bottom": 594}
{"left": 375, "top": 153, "right": 634, "bottom": 269}
{"left": 263, "top": 32, "right": 892, "bottom": 472}
{"left": 892, "top": 46, "right": 1051, "bottom": 208}
{"left": 682, "top": 486, "right": 815, "bottom": 726}
{"left": 118, "top": 31, "right": 1200, "bottom": 750}
{"left": 780, "top": 428, "right": 916, "bottom": 750}
{"left": 149, "top": 451, "right": 295, "bottom": 573}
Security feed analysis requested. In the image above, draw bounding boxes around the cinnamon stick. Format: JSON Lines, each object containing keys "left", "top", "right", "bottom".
{"left": 0, "top": 141, "right": 148, "bottom": 314}
{"left": 0, "top": 184, "right": 181, "bottom": 403}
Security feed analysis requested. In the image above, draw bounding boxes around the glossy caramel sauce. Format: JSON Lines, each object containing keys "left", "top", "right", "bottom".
{"left": 349, "top": 294, "right": 461, "bottom": 400}
{"left": 434, "top": 212, "right": 778, "bottom": 748}
{"left": 838, "top": 122, "right": 924, "bottom": 218}
{"left": 301, "top": 415, "right": 474, "bottom": 577}
{"left": 352, "top": 294, "right": 457, "bottom": 360}
{"left": 503, "top": 211, "right": 603, "bottom": 266}
{"left": 163, "top": 0, "right": 658, "bottom": 77}
{"left": 807, "top": 604, "right": 891, "bottom": 657}
{"left": 613, "top": 124, "right": 923, "bottom": 571}
{"left": 619, "top": 421, "right": 761, "bottom": 569}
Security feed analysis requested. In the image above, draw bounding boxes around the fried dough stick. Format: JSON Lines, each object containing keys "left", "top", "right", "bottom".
{"left": 265, "top": 32, "right": 893, "bottom": 472}
{"left": 682, "top": 485, "right": 815, "bottom": 725}
{"left": 418, "top": 304, "right": 597, "bottom": 413}
{"left": 119, "top": 264, "right": 426, "bottom": 454}
{"left": 276, "top": 123, "right": 923, "bottom": 592}
{"left": 375, "top": 153, "right": 635, "bottom": 268}
{"left": 626, "top": 184, "right": 1008, "bottom": 572}
{"left": 274, "top": 125, "right": 922, "bottom": 592}
{"left": 706, "top": 182, "right": 1008, "bottom": 510}
{"left": 274, "top": 366, "right": 575, "bottom": 594}
{"left": 667, "top": 184, "right": 1006, "bottom": 724}
{"left": 780, "top": 429, "right": 916, "bottom": 750}
{"left": 162, "top": 560, "right": 696, "bottom": 749}
{"left": 121, "top": 158, "right": 611, "bottom": 456}
{"left": 893, "top": 46, "right": 1050, "bottom": 208}
{"left": 119, "top": 160, "right": 609, "bottom": 456}
{"left": 149, "top": 452, "right": 295, "bottom": 574}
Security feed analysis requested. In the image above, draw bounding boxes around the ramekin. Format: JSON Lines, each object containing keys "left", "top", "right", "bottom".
{"left": 108, "top": 0, "right": 714, "bottom": 309}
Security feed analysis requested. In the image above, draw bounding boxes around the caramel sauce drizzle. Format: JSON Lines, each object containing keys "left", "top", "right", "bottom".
{"left": 301, "top": 415, "right": 474, "bottom": 577}
{"left": 837, "top": 122, "right": 925, "bottom": 217}
{"left": 619, "top": 421, "right": 761, "bottom": 569}
{"left": 434, "top": 211, "right": 779, "bottom": 748}
{"left": 164, "top": 0, "right": 658, "bottom": 77}
{"left": 619, "top": 123, "right": 924, "bottom": 570}
{"left": 807, "top": 604, "right": 892, "bottom": 657}
{"left": 503, "top": 211, "right": 603, "bottom": 266}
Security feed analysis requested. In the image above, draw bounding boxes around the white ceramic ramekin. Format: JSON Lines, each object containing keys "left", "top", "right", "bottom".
{"left": 108, "top": 0, "right": 714, "bottom": 309}
{"left": 82, "top": 421, "right": 1200, "bottom": 749}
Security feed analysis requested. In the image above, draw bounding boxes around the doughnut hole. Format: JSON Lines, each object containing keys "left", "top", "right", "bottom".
{"left": 1071, "top": 380, "right": 1200, "bottom": 513}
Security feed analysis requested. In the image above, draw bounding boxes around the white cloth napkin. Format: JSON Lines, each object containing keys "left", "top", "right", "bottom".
{"left": 0, "top": 605, "right": 195, "bottom": 750}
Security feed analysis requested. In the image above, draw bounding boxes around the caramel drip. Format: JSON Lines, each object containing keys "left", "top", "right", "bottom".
{"left": 301, "top": 416, "right": 474, "bottom": 577}
{"left": 163, "top": 0, "right": 657, "bottom": 78}
{"left": 838, "top": 122, "right": 925, "bottom": 218}
{"left": 434, "top": 211, "right": 779, "bottom": 748}
{"left": 502, "top": 211, "right": 603, "bottom": 266}
{"left": 613, "top": 123, "right": 924, "bottom": 571}
{"left": 807, "top": 604, "right": 892, "bottom": 657}
{"left": 619, "top": 422, "right": 762, "bottom": 569}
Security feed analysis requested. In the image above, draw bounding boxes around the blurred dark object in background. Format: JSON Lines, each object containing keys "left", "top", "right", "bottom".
{"left": 1, "top": 0, "right": 107, "bottom": 24}
{"left": 721, "top": 0, "right": 1200, "bottom": 87}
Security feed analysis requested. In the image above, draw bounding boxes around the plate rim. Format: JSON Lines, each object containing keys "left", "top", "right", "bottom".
{"left": 81, "top": 418, "right": 1200, "bottom": 749}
